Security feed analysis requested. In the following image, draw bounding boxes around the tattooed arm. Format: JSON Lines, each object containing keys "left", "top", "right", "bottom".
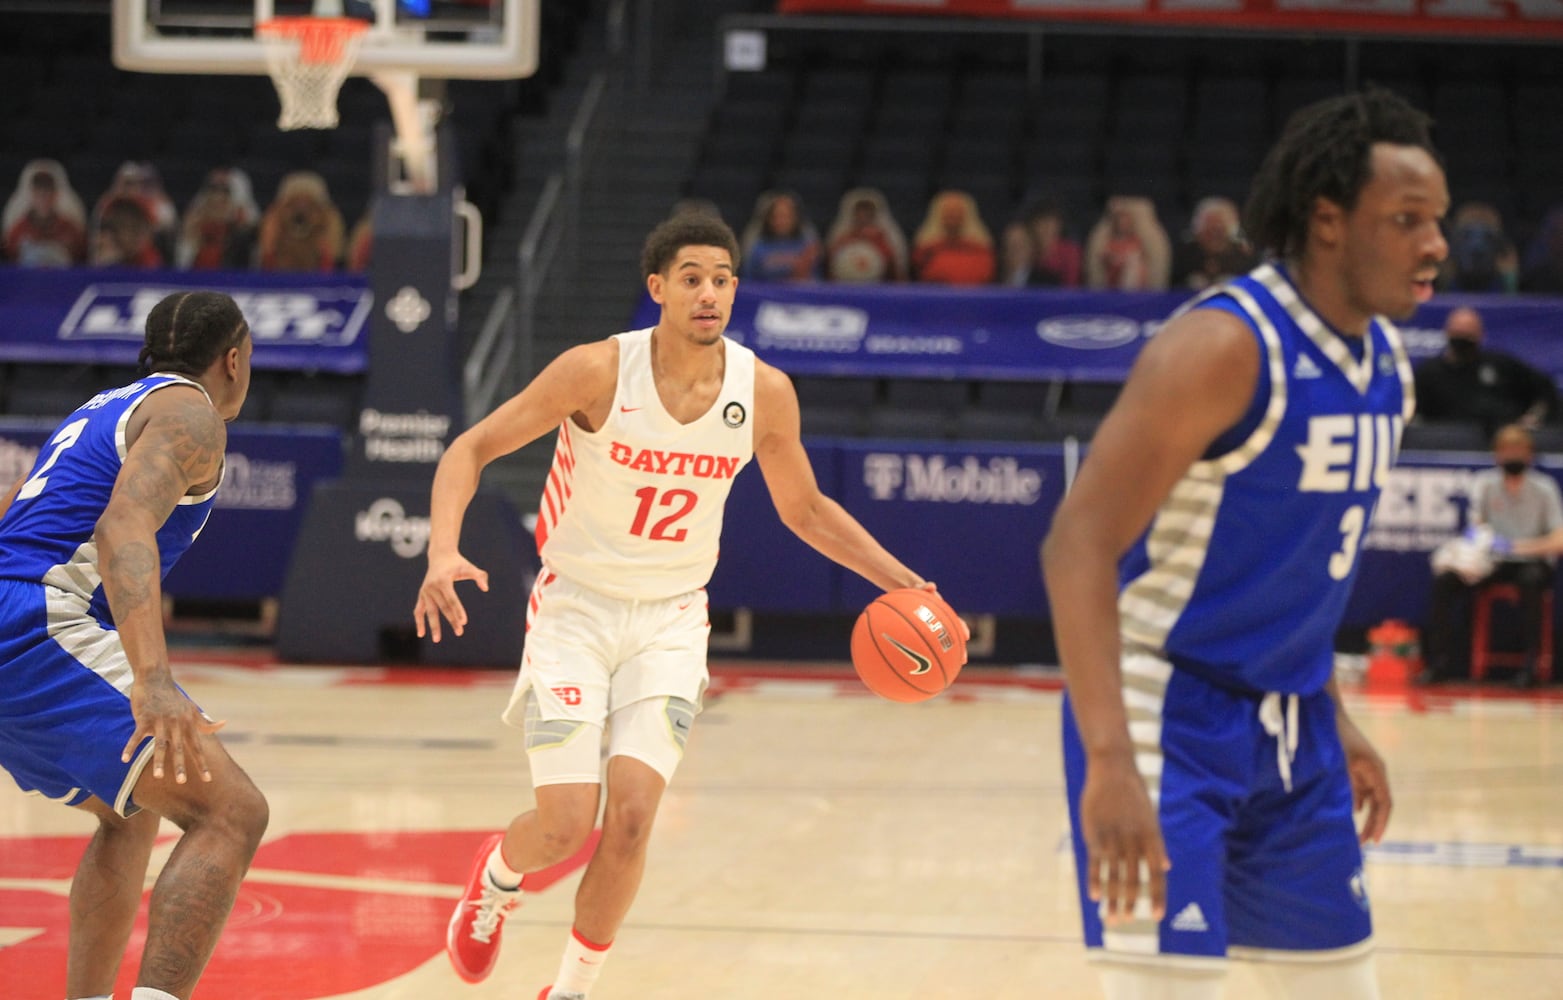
{"left": 98, "top": 386, "right": 227, "bottom": 784}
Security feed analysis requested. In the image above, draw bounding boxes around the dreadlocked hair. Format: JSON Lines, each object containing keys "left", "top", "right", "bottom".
{"left": 137, "top": 291, "right": 249, "bottom": 377}
{"left": 1244, "top": 86, "right": 1438, "bottom": 260}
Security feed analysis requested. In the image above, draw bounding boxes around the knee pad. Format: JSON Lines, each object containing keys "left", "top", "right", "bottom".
{"left": 607, "top": 696, "right": 698, "bottom": 784}
{"left": 524, "top": 693, "right": 604, "bottom": 787}
{"left": 1098, "top": 958, "right": 1227, "bottom": 1000}
{"left": 1241, "top": 946, "right": 1379, "bottom": 1000}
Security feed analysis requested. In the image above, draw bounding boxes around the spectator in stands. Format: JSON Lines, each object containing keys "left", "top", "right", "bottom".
{"left": 824, "top": 187, "right": 907, "bottom": 283}
{"left": 1000, "top": 217, "right": 1037, "bottom": 287}
{"left": 739, "top": 189, "right": 820, "bottom": 282}
{"left": 1171, "top": 196, "right": 1256, "bottom": 290}
{"left": 1520, "top": 206, "right": 1563, "bottom": 295}
{"left": 1443, "top": 201, "right": 1518, "bottom": 294}
{"left": 1421, "top": 424, "right": 1562, "bottom": 688}
{"left": 2, "top": 159, "right": 87, "bottom": 267}
{"left": 176, "top": 167, "right": 259, "bottom": 271}
{"left": 94, "top": 161, "right": 178, "bottom": 264}
{"left": 91, "top": 193, "right": 165, "bottom": 269}
{"left": 1414, "top": 306, "right": 1557, "bottom": 434}
{"left": 1022, "top": 197, "right": 1083, "bottom": 288}
{"left": 258, "top": 171, "right": 345, "bottom": 273}
{"left": 911, "top": 189, "right": 996, "bottom": 286}
{"left": 1085, "top": 195, "right": 1171, "bottom": 291}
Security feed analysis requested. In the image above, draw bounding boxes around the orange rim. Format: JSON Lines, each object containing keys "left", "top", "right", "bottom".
{"left": 257, "top": 16, "right": 368, "bottom": 64}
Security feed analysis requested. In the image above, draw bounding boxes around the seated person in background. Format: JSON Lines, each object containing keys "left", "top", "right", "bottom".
{"left": 94, "top": 161, "right": 178, "bottom": 264}
{"left": 1024, "top": 197, "right": 1082, "bottom": 288}
{"left": 999, "top": 217, "right": 1037, "bottom": 287}
{"left": 1521, "top": 206, "right": 1563, "bottom": 295}
{"left": 1414, "top": 306, "right": 1557, "bottom": 434}
{"left": 1171, "top": 195, "right": 1255, "bottom": 290}
{"left": 1423, "top": 425, "right": 1563, "bottom": 687}
{"left": 1443, "top": 201, "right": 1518, "bottom": 294}
{"left": 911, "top": 189, "right": 995, "bottom": 286}
{"left": 825, "top": 187, "right": 907, "bottom": 283}
{"left": 91, "top": 193, "right": 164, "bottom": 268}
{"left": 2, "top": 159, "right": 87, "bottom": 267}
{"left": 258, "top": 171, "right": 345, "bottom": 273}
{"left": 1084, "top": 194, "right": 1170, "bottom": 290}
{"left": 176, "top": 167, "right": 260, "bottom": 270}
{"left": 739, "top": 189, "right": 820, "bottom": 281}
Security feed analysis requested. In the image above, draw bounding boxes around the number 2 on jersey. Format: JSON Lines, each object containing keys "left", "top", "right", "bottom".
{"left": 17, "top": 417, "right": 88, "bottom": 501}
{"left": 629, "top": 486, "right": 697, "bottom": 541}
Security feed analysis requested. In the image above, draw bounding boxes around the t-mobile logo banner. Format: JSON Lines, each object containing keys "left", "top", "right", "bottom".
{"left": 863, "top": 453, "right": 1043, "bottom": 504}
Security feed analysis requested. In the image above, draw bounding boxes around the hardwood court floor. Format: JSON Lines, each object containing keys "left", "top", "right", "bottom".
{"left": 2, "top": 658, "right": 1560, "bottom": 999}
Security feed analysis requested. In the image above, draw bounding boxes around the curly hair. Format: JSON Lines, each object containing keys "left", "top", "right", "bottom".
{"left": 1244, "top": 86, "right": 1437, "bottom": 260}
{"left": 137, "top": 290, "right": 250, "bottom": 377}
{"left": 641, "top": 213, "right": 740, "bottom": 278}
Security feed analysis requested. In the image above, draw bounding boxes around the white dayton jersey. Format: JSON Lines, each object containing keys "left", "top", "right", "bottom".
{"left": 535, "top": 327, "right": 756, "bottom": 600}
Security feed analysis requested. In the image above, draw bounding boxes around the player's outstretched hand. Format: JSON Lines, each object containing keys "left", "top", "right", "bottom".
{"left": 414, "top": 551, "right": 490, "bottom": 643}
{"left": 121, "top": 675, "right": 225, "bottom": 785}
{"left": 1081, "top": 756, "right": 1170, "bottom": 926}
{"left": 1339, "top": 715, "right": 1393, "bottom": 844}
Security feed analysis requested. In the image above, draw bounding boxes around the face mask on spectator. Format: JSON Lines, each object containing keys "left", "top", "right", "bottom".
{"left": 1501, "top": 459, "right": 1530, "bottom": 477}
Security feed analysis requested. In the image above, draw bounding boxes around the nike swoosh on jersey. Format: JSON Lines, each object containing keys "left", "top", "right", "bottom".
{"left": 620, "top": 405, "right": 641, "bottom": 412}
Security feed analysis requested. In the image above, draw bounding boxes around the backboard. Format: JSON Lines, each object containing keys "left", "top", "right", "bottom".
{"left": 112, "top": 0, "right": 538, "bottom": 79}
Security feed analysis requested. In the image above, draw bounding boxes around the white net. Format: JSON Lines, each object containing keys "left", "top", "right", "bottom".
{"left": 257, "top": 17, "right": 368, "bottom": 130}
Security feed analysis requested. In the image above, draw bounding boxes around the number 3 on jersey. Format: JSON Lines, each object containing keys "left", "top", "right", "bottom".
{"left": 17, "top": 417, "right": 88, "bottom": 501}
{"left": 1329, "top": 504, "right": 1366, "bottom": 581}
{"left": 629, "top": 486, "right": 697, "bottom": 541}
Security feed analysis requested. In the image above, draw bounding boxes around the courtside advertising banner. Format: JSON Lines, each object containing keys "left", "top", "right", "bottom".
{"left": 634, "top": 285, "right": 1563, "bottom": 384}
{"left": 0, "top": 268, "right": 371, "bottom": 373}
{"left": 773, "top": 0, "right": 1563, "bottom": 41}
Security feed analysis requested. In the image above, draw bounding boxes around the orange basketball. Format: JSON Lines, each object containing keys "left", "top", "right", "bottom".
{"left": 850, "top": 588, "right": 966, "bottom": 703}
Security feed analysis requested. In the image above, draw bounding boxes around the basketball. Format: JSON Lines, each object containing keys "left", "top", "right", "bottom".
{"left": 850, "top": 589, "right": 966, "bottom": 702}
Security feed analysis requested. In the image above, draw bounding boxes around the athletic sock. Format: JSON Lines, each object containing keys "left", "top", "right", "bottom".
{"left": 484, "top": 839, "right": 524, "bottom": 891}
{"left": 131, "top": 989, "right": 182, "bottom": 1000}
{"left": 68, "top": 995, "right": 113, "bottom": 1000}
{"left": 551, "top": 926, "right": 612, "bottom": 995}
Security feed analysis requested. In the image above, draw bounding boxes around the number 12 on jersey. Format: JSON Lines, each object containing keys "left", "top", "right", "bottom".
{"left": 629, "top": 486, "right": 697, "bottom": 541}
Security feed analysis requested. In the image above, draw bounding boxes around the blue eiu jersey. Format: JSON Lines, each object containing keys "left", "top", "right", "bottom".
{"left": 0, "top": 374, "right": 221, "bottom": 626}
{"left": 1117, "top": 263, "right": 1415, "bottom": 695}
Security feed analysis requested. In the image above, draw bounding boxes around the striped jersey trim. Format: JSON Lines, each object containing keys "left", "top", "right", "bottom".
{"left": 534, "top": 422, "right": 577, "bottom": 553}
{"left": 1252, "top": 265, "right": 1375, "bottom": 395}
{"left": 1118, "top": 273, "right": 1289, "bottom": 652}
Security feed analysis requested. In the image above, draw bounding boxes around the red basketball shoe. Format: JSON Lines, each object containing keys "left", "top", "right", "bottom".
{"left": 447, "top": 833, "right": 522, "bottom": 983}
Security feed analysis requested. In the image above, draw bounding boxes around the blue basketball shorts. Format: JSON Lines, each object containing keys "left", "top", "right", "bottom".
{"left": 1061, "top": 656, "right": 1373, "bottom": 961}
{"left": 0, "top": 579, "right": 157, "bottom": 817}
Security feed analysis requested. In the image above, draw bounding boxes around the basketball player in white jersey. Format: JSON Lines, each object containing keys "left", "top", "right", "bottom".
{"left": 415, "top": 213, "right": 960, "bottom": 1000}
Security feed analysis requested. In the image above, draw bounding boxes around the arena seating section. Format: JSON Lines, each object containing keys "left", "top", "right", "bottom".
{"left": 685, "top": 31, "right": 1563, "bottom": 254}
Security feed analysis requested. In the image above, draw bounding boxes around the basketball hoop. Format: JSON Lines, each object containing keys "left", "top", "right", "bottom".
{"left": 257, "top": 16, "right": 368, "bottom": 130}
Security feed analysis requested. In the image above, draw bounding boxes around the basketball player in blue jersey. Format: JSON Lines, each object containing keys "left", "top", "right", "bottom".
{"left": 416, "top": 212, "right": 961, "bottom": 1000}
{"left": 1042, "top": 88, "right": 1447, "bottom": 999}
{"left": 0, "top": 291, "right": 267, "bottom": 1000}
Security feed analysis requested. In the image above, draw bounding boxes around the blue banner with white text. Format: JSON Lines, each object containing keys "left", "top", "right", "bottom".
{"left": 632, "top": 283, "right": 1563, "bottom": 384}
{"left": 0, "top": 420, "right": 344, "bottom": 600}
{"left": 0, "top": 268, "right": 371, "bottom": 373}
